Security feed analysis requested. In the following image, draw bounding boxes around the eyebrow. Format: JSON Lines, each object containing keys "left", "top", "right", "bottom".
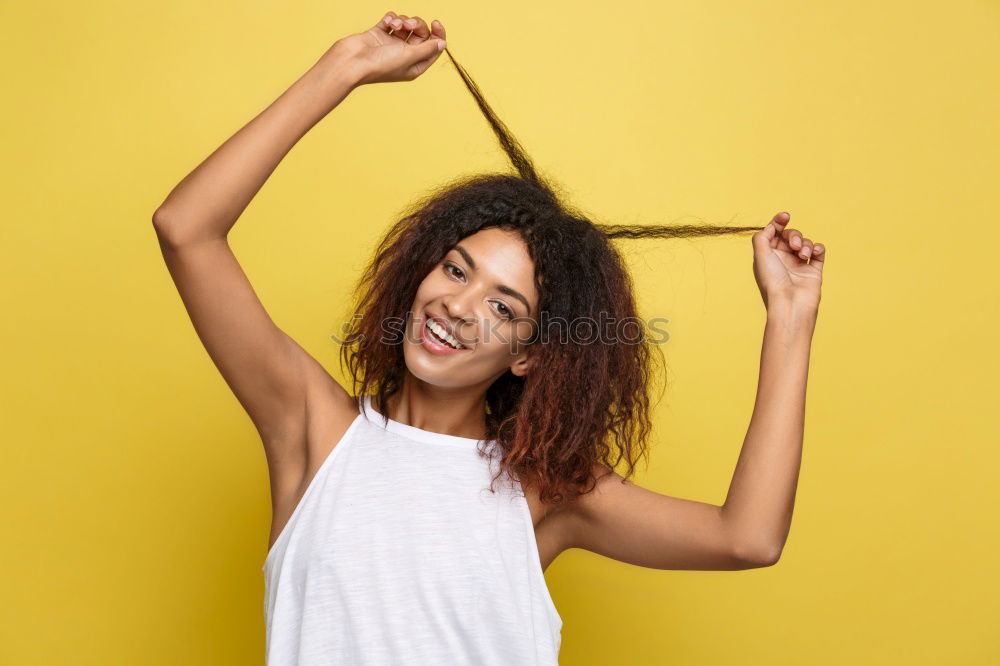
{"left": 454, "top": 245, "right": 532, "bottom": 315}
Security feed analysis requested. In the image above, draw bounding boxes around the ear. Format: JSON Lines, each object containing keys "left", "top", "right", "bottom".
{"left": 509, "top": 349, "right": 532, "bottom": 377}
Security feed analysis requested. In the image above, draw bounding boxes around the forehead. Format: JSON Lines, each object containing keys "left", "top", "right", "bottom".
{"left": 454, "top": 227, "right": 531, "bottom": 265}
{"left": 448, "top": 228, "right": 538, "bottom": 300}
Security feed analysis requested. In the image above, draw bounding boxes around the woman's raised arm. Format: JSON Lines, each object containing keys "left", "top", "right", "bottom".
{"left": 550, "top": 212, "right": 826, "bottom": 570}
{"left": 151, "top": 13, "right": 447, "bottom": 507}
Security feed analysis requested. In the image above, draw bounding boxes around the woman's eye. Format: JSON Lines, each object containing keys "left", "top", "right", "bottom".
{"left": 444, "top": 263, "right": 513, "bottom": 320}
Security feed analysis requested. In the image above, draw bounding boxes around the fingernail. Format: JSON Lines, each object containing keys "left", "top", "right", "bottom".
{"left": 438, "top": 40, "right": 446, "bottom": 50}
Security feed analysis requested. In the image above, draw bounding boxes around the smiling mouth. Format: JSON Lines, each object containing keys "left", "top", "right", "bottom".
{"left": 424, "top": 318, "right": 468, "bottom": 350}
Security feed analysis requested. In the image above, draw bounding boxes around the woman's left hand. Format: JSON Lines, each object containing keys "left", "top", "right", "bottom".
{"left": 751, "top": 211, "right": 825, "bottom": 312}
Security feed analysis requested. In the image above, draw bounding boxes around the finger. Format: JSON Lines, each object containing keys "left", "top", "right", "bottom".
{"left": 810, "top": 243, "right": 826, "bottom": 270}
{"left": 769, "top": 212, "right": 790, "bottom": 249}
{"left": 387, "top": 14, "right": 410, "bottom": 40}
{"left": 752, "top": 219, "right": 778, "bottom": 254}
{"left": 796, "top": 237, "right": 814, "bottom": 261}
{"left": 771, "top": 211, "right": 790, "bottom": 230}
{"left": 375, "top": 12, "right": 396, "bottom": 33}
{"left": 781, "top": 226, "right": 803, "bottom": 252}
{"left": 395, "top": 15, "right": 420, "bottom": 43}
{"left": 390, "top": 14, "right": 420, "bottom": 43}
{"left": 406, "top": 36, "right": 447, "bottom": 77}
{"left": 404, "top": 16, "right": 431, "bottom": 43}
{"left": 430, "top": 19, "right": 446, "bottom": 40}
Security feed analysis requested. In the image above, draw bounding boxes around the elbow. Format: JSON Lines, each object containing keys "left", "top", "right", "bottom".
{"left": 151, "top": 209, "right": 219, "bottom": 247}
{"left": 152, "top": 209, "right": 176, "bottom": 240}
{"left": 734, "top": 541, "right": 783, "bottom": 568}
{"left": 756, "top": 546, "right": 782, "bottom": 567}
{"left": 152, "top": 207, "right": 174, "bottom": 228}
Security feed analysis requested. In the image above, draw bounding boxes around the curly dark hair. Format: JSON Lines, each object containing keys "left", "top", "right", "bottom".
{"left": 339, "top": 48, "right": 764, "bottom": 506}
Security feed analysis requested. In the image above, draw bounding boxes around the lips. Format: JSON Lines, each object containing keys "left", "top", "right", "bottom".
{"left": 424, "top": 311, "right": 458, "bottom": 339}
{"left": 423, "top": 311, "right": 474, "bottom": 350}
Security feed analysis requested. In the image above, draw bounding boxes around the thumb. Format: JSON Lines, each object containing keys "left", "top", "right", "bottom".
{"left": 752, "top": 221, "right": 776, "bottom": 254}
{"left": 410, "top": 37, "right": 446, "bottom": 61}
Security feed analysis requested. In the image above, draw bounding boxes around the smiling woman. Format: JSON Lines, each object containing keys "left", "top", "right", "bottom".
{"left": 153, "top": 9, "right": 825, "bottom": 665}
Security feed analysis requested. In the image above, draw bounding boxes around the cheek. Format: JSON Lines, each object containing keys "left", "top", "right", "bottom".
{"left": 483, "top": 320, "right": 534, "bottom": 355}
{"left": 510, "top": 320, "right": 536, "bottom": 349}
{"left": 410, "top": 279, "right": 440, "bottom": 317}
{"left": 413, "top": 270, "right": 453, "bottom": 303}
{"left": 413, "top": 274, "right": 436, "bottom": 299}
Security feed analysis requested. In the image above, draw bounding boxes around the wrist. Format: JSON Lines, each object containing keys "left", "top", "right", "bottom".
{"left": 311, "top": 43, "right": 367, "bottom": 92}
{"left": 765, "top": 299, "right": 818, "bottom": 327}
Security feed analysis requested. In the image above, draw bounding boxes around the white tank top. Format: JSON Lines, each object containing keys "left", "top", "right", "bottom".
{"left": 262, "top": 394, "right": 562, "bottom": 664}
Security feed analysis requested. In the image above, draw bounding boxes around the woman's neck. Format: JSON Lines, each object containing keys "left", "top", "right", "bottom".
{"left": 374, "top": 377, "right": 490, "bottom": 440}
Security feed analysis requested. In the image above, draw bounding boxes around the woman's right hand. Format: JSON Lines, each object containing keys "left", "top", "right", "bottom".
{"left": 333, "top": 12, "right": 447, "bottom": 86}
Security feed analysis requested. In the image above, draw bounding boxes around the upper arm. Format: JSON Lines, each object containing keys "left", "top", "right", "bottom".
{"left": 559, "top": 464, "right": 777, "bottom": 570}
{"left": 152, "top": 221, "right": 351, "bottom": 457}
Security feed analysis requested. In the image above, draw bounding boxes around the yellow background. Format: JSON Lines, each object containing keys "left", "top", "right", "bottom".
{"left": 2, "top": 0, "right": 997, "bottom": 663}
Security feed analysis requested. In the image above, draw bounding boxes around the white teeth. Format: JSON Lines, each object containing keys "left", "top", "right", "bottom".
{"left": 426, "top": 320, "right": 464, "bottom": 349}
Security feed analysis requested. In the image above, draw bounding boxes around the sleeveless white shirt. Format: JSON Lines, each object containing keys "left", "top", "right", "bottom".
{"left": 262, "top": 395, "right": 563, "bottom": 664}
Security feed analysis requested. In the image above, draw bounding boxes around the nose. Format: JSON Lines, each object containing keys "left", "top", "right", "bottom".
{"left": 442, "top": 292, "right": 478, "bottom": 341}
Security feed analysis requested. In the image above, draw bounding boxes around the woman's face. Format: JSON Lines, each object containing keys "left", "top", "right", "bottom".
{"left": 403, "top": 227, "right": 540, "bottom": 390}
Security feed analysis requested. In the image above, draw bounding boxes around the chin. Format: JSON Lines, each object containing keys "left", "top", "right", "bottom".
{"left": 402, "top": 338, "right": 503, "bottom": 390}
{"left": 400, "top": 340, "right": 461, "bottom": 387}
